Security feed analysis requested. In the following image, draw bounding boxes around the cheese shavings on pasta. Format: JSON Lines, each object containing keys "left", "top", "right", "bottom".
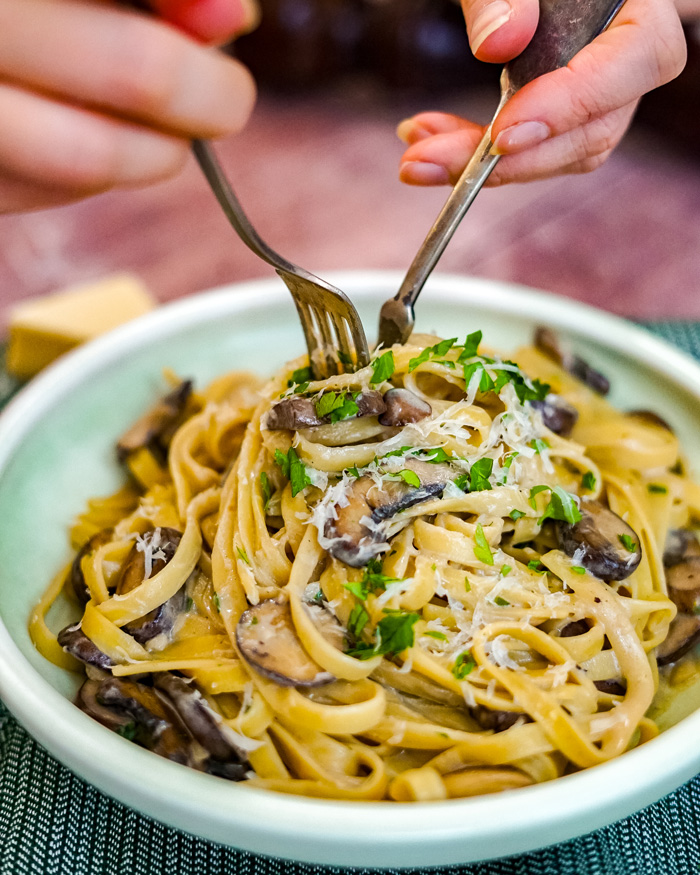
{"left": 30, "top": 329, "right": 700, "bottom": 802}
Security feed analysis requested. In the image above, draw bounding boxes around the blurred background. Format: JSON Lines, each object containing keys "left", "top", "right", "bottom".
{"left": 0, "top": 0, "right": 698, "bottom": 330}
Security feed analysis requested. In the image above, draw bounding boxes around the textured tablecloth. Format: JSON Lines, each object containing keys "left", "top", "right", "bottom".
{"left": 2, "top": 321, "right": 700, "bottom": 875}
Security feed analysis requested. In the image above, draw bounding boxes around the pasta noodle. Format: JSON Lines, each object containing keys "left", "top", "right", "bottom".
{"left": 31, "top": 328, "right": 700, "bottom": 801}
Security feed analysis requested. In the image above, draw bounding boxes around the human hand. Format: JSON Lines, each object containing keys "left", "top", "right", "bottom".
{"left": 397, "top": 0, "right": 687, "bottom": 187}
{"left": 0, "top": 0, "right": 257, "bottom": 213}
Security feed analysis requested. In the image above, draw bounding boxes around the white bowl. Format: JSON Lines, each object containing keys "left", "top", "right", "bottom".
{"left": 1, "top": 271, "right": 700, "bottom": 868}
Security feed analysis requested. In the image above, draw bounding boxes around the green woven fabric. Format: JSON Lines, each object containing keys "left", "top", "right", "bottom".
{"left": 2, "top": 321, "right": 700, "bottom": 875}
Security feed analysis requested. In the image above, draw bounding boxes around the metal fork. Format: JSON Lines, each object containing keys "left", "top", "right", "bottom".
{"left": 192, "top": 140, "right": 370, "bottom": 379}
{"left": 377, "top": 0, "right": 626, "bottom": 348}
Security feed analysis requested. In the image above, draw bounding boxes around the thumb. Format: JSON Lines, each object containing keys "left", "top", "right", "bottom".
{"left": 461, "top": 0, "right": 539, "bottom": 62}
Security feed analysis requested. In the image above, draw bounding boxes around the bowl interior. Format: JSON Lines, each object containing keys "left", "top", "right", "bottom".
{"left": 1, "top": 271, "right": 700, "bottom": 866}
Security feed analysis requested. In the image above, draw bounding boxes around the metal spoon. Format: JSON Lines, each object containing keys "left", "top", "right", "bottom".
{"left": 377, "top": 0, "right": 627, "bottom": 348}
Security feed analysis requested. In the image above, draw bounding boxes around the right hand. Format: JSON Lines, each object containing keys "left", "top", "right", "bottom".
{"left": 0, "top": 0, "right": 257, "bottom": 214}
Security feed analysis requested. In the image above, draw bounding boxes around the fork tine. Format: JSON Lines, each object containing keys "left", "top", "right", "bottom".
{"left": 311, "top": 305, "right": 341, "bottom": 378}
{"left": 328, "top": 311, "right": 354, "bottom": 372}
{"left": 291, "top": 294, "right": 323, "bottom": 374}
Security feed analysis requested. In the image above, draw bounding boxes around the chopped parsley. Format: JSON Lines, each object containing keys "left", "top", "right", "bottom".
{"left": 469, "top": 457, "right": 493, "bottom": 491}
{"left": 454, "top": 473, "right": 470, "bottom": 491}
{"left": 346, "top": 611, "right": 420, "bottom": 660}
{"left": 338, "top": 349, "right": 353, "bottom": 368}
{"left": 236, "top": 546, "right": 250, "bottom": 565}
{"left": 647, "top": 483, "right": 668, "bottom": 494}
{"left": 457, "top": 330, "right": 483, "bottom": 361}
{"left": 423, "top": 630, "right": 448, "bottom": 641}
{"left": 185, "top": 596, "right": 194, "bottom": 611}
{"left": 494, "top": 596, "right": 510, "bottom": 606}
{"left": 474, "top": 523, "right": 494, "bottom": 565}
{"left": 115, "top": 722, "right": 138, "bottom": 741}
{"left": 571, "top": 566, "right": 587, "bottom": 575}
{"left": 452, "top": 651, "right": 476, "bottom": 680}
{"left": 370, "top": 350, "right": 395, "bottom": 385}
{"left": 527, "top": 560, "right": 546, "bottom": 574}
{"left": 540, "top": 486, "right": 582, "bottom": 526}
{"left": 396, "top": 469, "right": 421, "bottom": 488}
{"left": 530, "top": 438, "right": 550, "bottom": 455}
{"left": 529, "top": 484, "right": 551, "bottom": 509}
{"left": 501, "top": 565, "right": 512, "bottom": 577}
{"left": 464, "top": 576, "right": 471, "bottom": 592}
{"left": 260, "top": 471, "right": 272, "bottom": 512}
{"left": 347, "top": 604, "right": 369, "bottom": 640}
{"left": 344, "top": 558, "right": 401, "bottom": 601}
{"left": 213, "top": 592, "right": 221, "bottom": 612}
{"left": 618, "top": 534, "right": 637, "bottom": 553}
{"left": 287, "top": 366, "right": 313, "bottom": 388}
{"left": 582, "top": 471, "right": 597, "bottom": 491}
{"left": 503, "top": 452, "right": 518, "bottom": 469}
{"left": 408, "top": 338, "right": 458, "bottom": 372}
{"left": 315, "top": 390, "right": 360, "bottom": 423}
{"left": 463, "top": 361, "right": 494, "bottom": 394}
{"left": 274, "top": 447, "right": 312, "bottom": 497}
{"left": 509, "top": 509, "right": 525, "bottom": 521}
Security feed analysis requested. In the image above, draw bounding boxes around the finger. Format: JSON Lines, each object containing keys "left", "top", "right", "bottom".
{"left": 146, "top": 0, "right": 260, "bottom": 44}
{"left": 487, "top": 102, "right": 638, "bottom": 185}
{"left": 0, "top": 0, "right": 256, "bottom": 139}
{"left": 399, "top": 126, "right": 486, "bottom": 186}
{"left": 491, "top": 0, "right": 686, "bottom": 154}
{"left": 460, "top": 0, "right": 539, "bottom": 62}
{"left": 0, "top": 83, "right": 188, "bottom": 200}
{"left": 397, "top": 112, "right": 478, "bottom": 146}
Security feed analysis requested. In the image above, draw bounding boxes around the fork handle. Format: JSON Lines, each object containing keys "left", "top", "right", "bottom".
{"left": 377, "top": 124, "right": 500, "bottom": 348}
{"left": 192, "top": 139, "right": 300, "bottom": 275}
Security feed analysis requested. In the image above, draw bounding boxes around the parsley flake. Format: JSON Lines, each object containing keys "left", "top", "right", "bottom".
{"left": 370, "top": 350, "right": 395, "bottom": 385}
{"left": 260, "top": 471, "right": 272, "bottom": 512}
{"left": 618, "top": 534, "right": 637, "bottom": 553}
{"left": 509, "top": 509, "right": 525, "bottom": 521}
{"left": 474, "top": 524, "right": 494, "bottom": 565}
{"left": 236, "top": 546, "right": 250, "bottom": 565}
{"left": 408, "top": 338, "right": 458, "bottom": 372}
{"left": 315, "top": 390, "right": 360, "bottom": 423}
{"left": 457, "top": 330, "right": 483, "bottom": 361}
{"left": 396, "top": 469, "right": 421, "bottom": 488}
{"left": 469, "top": 457, "right": 493, "bottom": 491}
{"left": 530, "top": 438, "right": 550, "bottom": 455}
{"left": 287, "top": 366, "right": 313, "bottom": 388}
{"left": 501, "top": 565, "right": 512, "bottom": 577}
{"left": 494, "top": 596, "right": 510, "bottom": 606}
{"left": 274, "top": 447, "right": 312, "bottom": 497}
{"left": 423, "top": 630, "right": 448, "bottom": 641}
{"left": 571, "top": 566, "right": 587, "bottom": 575}
{"left": 116, "top": 722, "right": 138, "bottom": 741}
{"left": 452, "top": 651, "right": 476, "bottom": 680}
{"left": 527, "top": 560, "right": 546, "bottom": 574}
{"left": 582, "top": 471, "right": 597, "bottom": 491}
{"left": 647, "top": 483, "right": 668, "bottom": 494}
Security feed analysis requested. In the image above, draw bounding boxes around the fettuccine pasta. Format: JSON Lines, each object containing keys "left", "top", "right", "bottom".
{"left": 31, "top": 327, "right": 700, "bottom": 801}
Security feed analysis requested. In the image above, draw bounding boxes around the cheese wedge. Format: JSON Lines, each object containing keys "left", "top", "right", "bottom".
{"left": 6, "top": 274, "right": 157, "bottom": 380}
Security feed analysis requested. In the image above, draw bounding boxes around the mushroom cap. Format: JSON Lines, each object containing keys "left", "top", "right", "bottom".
{"left": 556, "top": 500, "right": 641, "bottom": 581}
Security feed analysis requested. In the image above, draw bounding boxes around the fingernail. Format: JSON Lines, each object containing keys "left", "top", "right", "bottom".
{"left": 399, "top": 162, "right": 450, "bottom": 186}
{"left": 493, "top": 121, "right": 550, "bottom": 153}
{"left": 470, "top": 0, "right": 512, "bottom": 54}
{"left": 239, "top": 0, "right": 261, "bottom": 34}
{"left": 396, "top": 118, "right": 432, "bottom": 144}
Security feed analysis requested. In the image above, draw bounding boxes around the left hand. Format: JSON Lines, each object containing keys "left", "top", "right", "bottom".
{"left": 397, "top": 0, "right": 687, "bottom": 187}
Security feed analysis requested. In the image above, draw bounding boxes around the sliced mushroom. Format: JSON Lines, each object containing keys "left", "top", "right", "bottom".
{"left": 666, "top": 558, "right": 700, "bottom": 615}
{"left": 117, "top": 527, "right": 185, "bottom": 644}
{"left": 117, "top": 380, "right": 192, "bottom": 463}
{"left": 57, "top": 625, "right": 114, "bottom": 670}
{"left": 378, "top": 389, "right": 432, "bottom": 427}
{"left": 558, "top": 619, "right": 589, "bottom": 638}
{"left": 471, "top": 705, "right": 527, "bottom": 732}
{"left": 236, "top": 599, "right": 334, "bottom": 687}
{"left": 324, "top": 458, "right": 454, "bottom": 567}
{"left": 77, "top": 678, "right": 133, "bottom": 731}
{"left": 154, "top": 674, "right": 249, "bottom": 776}
{"left": 266, "top": 390, "right": 386, "bottom": 431}
{"left": 535, "top": 327, "right": 610, "bottom": 395}
{"left": 530, "top": 396, "right": 578, "bottom": 437}
{"left": 593, "top": 679, "right": 627, "bottom": 696}
{"left": 96, "top": 676, "right": 193, "bottom": 764}
{"left": 556, "top": 500, "right": 641, "bottom": 581}
{"left": 68, "top": 528, "right": 113, "bottom": 604}
{"left": 663, "top": 529, "right": 700, "bottom": 568}
{"left": 627, "top": 409, "right": 673, "bottom": 432}
{"left": 656, "top": 614, "right": 700, "bottom": 666}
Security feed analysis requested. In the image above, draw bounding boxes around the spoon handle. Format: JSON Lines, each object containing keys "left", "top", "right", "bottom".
{"left": 377, "top": 0, "right": 627, "bottom": 348}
